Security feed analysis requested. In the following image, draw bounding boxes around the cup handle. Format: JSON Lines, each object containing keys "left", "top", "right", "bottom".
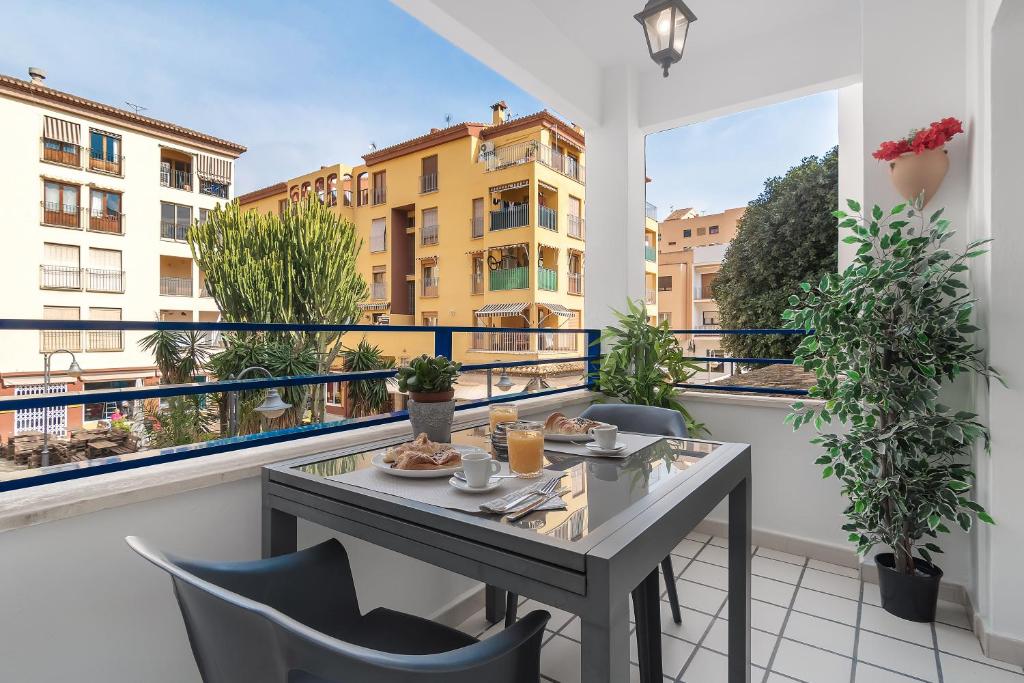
{"left": 488, "top": 461, "right": 501, "bottom": 476}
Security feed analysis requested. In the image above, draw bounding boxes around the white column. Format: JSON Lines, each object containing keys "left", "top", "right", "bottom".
{"left": 583, "top": 66, "right": 648, "bottom": 331}
{"left": 836, "top": 83, "right": 863, "bottom": 269}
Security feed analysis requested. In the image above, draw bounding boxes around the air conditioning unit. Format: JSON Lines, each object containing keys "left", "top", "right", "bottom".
{"left": 478, "top": 141, "right": 495, "bottom": 160}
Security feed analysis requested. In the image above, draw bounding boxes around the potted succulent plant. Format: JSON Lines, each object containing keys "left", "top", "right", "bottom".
{"left": 872, "top": 117, "right": 963, "bottom": 207}
{"left": 784, "top": 196, "right": 998, "bottom": 622}
{"left": 396, "top": 354, "right": 461, "bottom": 442}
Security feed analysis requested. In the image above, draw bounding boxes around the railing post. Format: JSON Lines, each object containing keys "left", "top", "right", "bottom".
{"left": 434, "top": 328, "right": 453, "bottom": 360}
{"left": 586, "top": 329, "right": 601, "bottom": 390}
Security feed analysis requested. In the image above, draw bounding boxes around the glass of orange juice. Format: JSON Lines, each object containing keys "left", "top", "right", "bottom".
{"left": 507, "top": 420, "right": 545, "bottom": 478}
{"left": 488, "top": 403, "right": 519, "bottom": 434}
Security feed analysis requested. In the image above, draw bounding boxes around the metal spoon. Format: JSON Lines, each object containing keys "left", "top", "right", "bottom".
{"left": 453, "top": 471, "right": 520, "bottom": 482}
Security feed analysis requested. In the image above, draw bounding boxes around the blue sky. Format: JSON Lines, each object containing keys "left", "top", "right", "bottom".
{"left": 3, "top": 0, "right": 835, "bottom": 208}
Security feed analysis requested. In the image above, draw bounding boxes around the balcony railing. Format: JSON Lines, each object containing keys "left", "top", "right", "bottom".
{"left": 537, "top": 267, "right": 557, "bottom": 291}
{"left": 537, "top": 331, "right": 579, "bottom": 352}
{"left": 161, "top": 221, "right": 189, "bottom": 241}
{"left": 41, "top": 202, "right": 81, "bottom": 229}
{"left": 471, "top": 273, "right": 484, "bottom": 294}
{"left": 199, "top": 179, "right": 230, "bottom": 198}
{"left": 39, "top": 265, "right": 82, "bottom": 290}
{"left": 695, "top": 286, "right": 714, "bottom": 300}
{"left": 160, "top": 276, "right": 192, "bottom": 297}
{"left": 645, "top": 289, "right": 657, "bottom": 305}
{"left": 645, "top": 245, "right": 657, "bottom": 262}
{"left": 90, "top": 211, "right": 124, "bottom": 235}
{"left": 370, "top": 282, "right": 387, "bottom": 300}
{"left": 88, "top": 149, "right": 123, "bottom": 176}
{"left": 490, "top": 205, "right": 528, "bottom": 230}
{"left": 695, "top": 322, "right": 722, "bottom": 331}
{"left": 490, "top": 266, "right": 528, "bottom": 291}
{"left": 470, "top": 331, "right": 533, "bottom": 352}
{"left": 39, "top": 329, "right": 82, "bottom": 353}
{"left": 160, "top": 168, "right": 193, "bottom": 191}
{"left": 372, "top": 186, "right": 386, "bottom": 205}
{"left": 567, "top": 214, "right": 584, "bottom": 239}
{"left": 421, "top": 277, "right": 439, "bottom": 297}
{"left": 471, "top": 216, "right": 484, "bottom": 238}
{"left": 538, "top": 145, "right": 585, "bottom": 184}
{"left": 86, "top": 268, "right": 125, "bottom": 293}
{"left": 199, "top": 284, "right": 212, "bottom": 298}
{"left": 481, "top": 141, "right": 585, "bottom": 184}
{"left": 87, "top": 330, "right": 124, "bottom": 352}
{"left": 41, "top": 138, "right": 81, "bottom": 167}
{"left": 645, "top": 201, "right": 658, "bottom": 220}
{"left": 421, "top": 223, "right": 439, "bottom": 246}
{"left": 358, "top": 188, "right": 369, "bottom": 206}
{"left": 568, "top": 272, "right": 583, "bottom": 295}
{"left": 538, "top": 206, "right": 557, "bottom": 231}
{"left": 420, "top": 174, "right": 438, "bottom": 194}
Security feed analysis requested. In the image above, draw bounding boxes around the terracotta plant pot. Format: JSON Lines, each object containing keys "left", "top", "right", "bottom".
{"left": 408, "top": 389, "right": 455, "bottom": 403}
{"left": 889, "top": 147, "right": 949, "bottom": 206}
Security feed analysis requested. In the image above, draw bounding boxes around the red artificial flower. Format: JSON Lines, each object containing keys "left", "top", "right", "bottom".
{"left": 872, "top": 139, "right": 912, "bottom": 161}
{"left": 873, "top": 117, "right": 963, "bottom": 161}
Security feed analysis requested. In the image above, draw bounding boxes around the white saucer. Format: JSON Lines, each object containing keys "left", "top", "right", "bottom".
{"left": 449, "top": 476, "right": 502, "bottom": 493}
{"left": 585, "top": 442, "right": 626, "bottom": 454}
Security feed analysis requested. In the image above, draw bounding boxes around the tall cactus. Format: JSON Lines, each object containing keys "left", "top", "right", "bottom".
{"left": 188, "top": 197, "right": 368, "bottom": 422}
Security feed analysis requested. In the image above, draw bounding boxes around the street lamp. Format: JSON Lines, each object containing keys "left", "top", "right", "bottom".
{"left": 635, "top": 0, "right": 697, "bottom": 78}
{"left": 226, "top": 366, "right": 292, "bottom": 437}
{"left": 41, "top": 349, "right": 82, "bottom": 468}
{"left": 496, "top": 372, "right": 515, "bottom": 392}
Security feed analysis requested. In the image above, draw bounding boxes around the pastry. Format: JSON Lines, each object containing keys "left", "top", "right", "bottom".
{"left": 544, "top": 412, "right": 603, "bottom": 435}
{"left": 384, "top": 433, "right": 462, "bottom": 470}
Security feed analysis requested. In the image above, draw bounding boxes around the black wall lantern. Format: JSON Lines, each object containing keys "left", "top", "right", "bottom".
{"left": 635, "top": 0, "right": 697, "bottom": 77}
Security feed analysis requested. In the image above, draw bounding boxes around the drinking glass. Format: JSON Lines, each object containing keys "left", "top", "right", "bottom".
{"left": 507, "top": 420, "right": 545, "bottom": 478}
{"left": 488, "top": 403, "right": 519, "bottom": 434}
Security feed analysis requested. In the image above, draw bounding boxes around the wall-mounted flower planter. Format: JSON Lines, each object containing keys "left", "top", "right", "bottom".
{"left": 889, "top": 147, "right": 949, "bottom": 207}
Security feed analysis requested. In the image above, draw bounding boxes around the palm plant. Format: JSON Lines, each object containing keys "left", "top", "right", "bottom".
{"left": 138, "top": 328, "right": 213, "bottom": 384}
{"left": 593, "top": 299, "right": 707, "bottom": 436}
{"left": 338, "top": 340, "right": 395, "bottom": 418}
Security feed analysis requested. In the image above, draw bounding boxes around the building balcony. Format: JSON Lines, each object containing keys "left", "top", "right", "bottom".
{"left": 420, "top": 173, "right": 438, "bottom": 194}
{"left": 538, "top": 206, "right": 557, "bottom": 231}
{"left": 160, "top": 276, "right": 192, "bottom": 297}
{"left": 161, "top": 221, "right": 189, "bottom": 241}
{"left": 160, "top": 168, "right": 193, "bottom": 192}
{"left": 490, "top": 266, "right": 528, "bottom": 291}
{"left": 370, "top": 282, "right": 387, "bottom": 300}
{"left": 471, "top": 216, "right": 484, "bottom": 239}
{"left": 39, "top": 329, "right": 82, "bottom": 353}
{"left": 372, "top": 187, "right": 386, "bottom": 205}
{"left": 537, "top": 266, "right": 557, "bottom": 291}
{"left": 567, "top": 214, "right": 584, "bottom": 239}
{"left": 536, "top": 331, "right": 578, "bottom": 352}
{"left": 645, "top": 288, "right": 656, "bottom": 305}
{"left": 645, "top": 245, "right": 657, "bottom": 262}
{"left": 470, "top": 330, "right": 532, "bottom": 352}
{"left": 87, "top": 330, "right": 124, "bottom": 352}
{"left": 199, "top": 179, "right": 230, "bottom": 199}
{"left": 86, "top": 268, "right": 125, "bottom": 294}
{"left": 88, "top": 149, "right": 123, "bottom": 176}
{"left": 41, "top": 202, "right": 81, "bottom": 229}
{"left": 421, "top": 277, "right": 439, "bottom": 297}
{"left": 89, "top": 211, "right": 124, "bottom": 235}
{"left": 421, "top": 223, "right": 439, "bottom": 246}
{"left": 490, "top": 205, "right": 528, "bottom": 231}
{"left": 41, "top": 138, "right": 81, "bottom": 167}
{"left": 568, "top": 271, "right": 583, "bottom": 295}
{"left": 39, "top": 265, "right": 82, "bottom": 290}
{"left": 480, "top": 141, "right": 585, "bottom": 184}
{"left": 645, "top": 201, "right": 657, "bottom": 220}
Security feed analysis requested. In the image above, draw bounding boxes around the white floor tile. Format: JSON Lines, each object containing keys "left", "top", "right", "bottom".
{"left": 784, "top": 611, "right": 856, "bottom": 656}
{"left": 703, "top": 618, "right": 777, "bottom": 667}
{"left": 935, "top": 599, "right": 971, "bottom": 629}
{"left": 661, "top": 634, "right": 698, "bottom": 679}
{"left": 659, "top": 604, "right": 714, "bottom": 644}
{"left": 939, "top": 652, "right": 1024, "bottom": 682}
{"left": 752, "top": 574, "right": 797, "bottom": 607}
{"left": 800, "top": 567, "right": 861, "bottom": 600}
{"left": 521, "top": 599, "right": 575, "bottom": 632}
{"left": 756, "top": 546, "right": 807, "bottom": 566}
{"left": 935, "top": 622, "right": 1022, "bottom": 672}
{"left": 854, "top": 661, "right": 923, "bottom": 682}
{"left": 858, "top": 603, "right": 933, "bottom": 647}
{"left": 679, "top": 646, "right": 727, "bottom": 682}
{"left": 752, "top": 555, "right": 804, "bottom": 584}
{"left": 455, "top": 611, "right": 492, "bottom": 637}
{"left": 673, "top": 538, "right": 707, "bottom": 559}
{"left": 719, "top": 597, "right": 789, "bottom": 636}
{"left": 559, "top": 617, "right": 580, "bottom": 641}
{"left": 676, "top": 580, "right": 728, "bottom": 614}
{"left": 772, "top": 638, "right": 853, "bottom": 683}
{"left": 861, "top": 581, "right": 882, "bottom": 606}
{"left": 686, "top": 531, "right": 712, "bottom": 543}
{"left": 697, "top": 543, "right": 730, "bottom": 567}
{"left": 540, "top": 634, "right": 581, "bottom": 683}
{"left": 807, "top": 558, "right": 860, "bottom": 579}
{"left": 681, "top": 559, "right": 730, "bottom": 590}
{"left": 708, "top": 535, "right": 729, "bottom": 548}
{"left": 856, "top": 631, "right": 938, "bottom": 682}
{"left": 792, "top": 587, "right": 860, "bottom": 625}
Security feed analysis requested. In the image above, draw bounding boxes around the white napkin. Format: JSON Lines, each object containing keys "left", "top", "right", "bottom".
{"left": 479, "top": 474, "right": 567, "bottom": 514}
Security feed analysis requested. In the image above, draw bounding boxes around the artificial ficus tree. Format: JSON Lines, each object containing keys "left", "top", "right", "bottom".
{"left": 783, "top": 197, "right": 997, "bottom": 575}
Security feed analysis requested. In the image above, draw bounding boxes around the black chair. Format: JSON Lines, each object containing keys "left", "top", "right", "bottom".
{"left": 126, "top": 537, "right": 550, "bottom": 683}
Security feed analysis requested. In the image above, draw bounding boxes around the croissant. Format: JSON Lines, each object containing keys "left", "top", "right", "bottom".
{"left": 544, "top": 412, "right": 603, "bottom": 435}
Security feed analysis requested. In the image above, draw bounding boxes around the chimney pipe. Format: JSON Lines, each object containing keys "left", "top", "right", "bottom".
{"left": 28, "top": 67, "right": 47, "bottom": 85}
{"left": 491, "top": 100, "right": 508, "bottom": 126}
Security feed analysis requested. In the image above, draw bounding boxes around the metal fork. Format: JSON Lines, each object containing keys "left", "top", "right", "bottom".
{"left": 506, "top": 487, "right": 569, "bottom": 522}
{"left": 503, "top": 476, "right": 562, "bottom": 514}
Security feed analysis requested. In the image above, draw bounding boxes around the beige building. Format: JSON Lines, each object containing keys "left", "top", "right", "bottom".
{"left": 0, "top": 70, "right": 244, "bottom": 439}
{"left": 657, "top": 206, "right": 744, "bottom": 359}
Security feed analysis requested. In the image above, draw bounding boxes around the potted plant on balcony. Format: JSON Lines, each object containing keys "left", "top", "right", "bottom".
{"left": 397, "top": 354, "right": 461, "bottom": 442}
{"left": 784, "top": 196, "right": 998, "bottom": 622}
{"left": 872, "top": 117, "right": 963, "bottom": 207}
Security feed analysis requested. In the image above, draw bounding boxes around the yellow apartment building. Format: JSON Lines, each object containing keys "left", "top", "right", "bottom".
{"left": 239, "top": 102, "right": 589, "bottom": 369}
{"left": 657, "top": 206, "right": 744, "bottom": 360}
{"left": 644, "top": 200, "right": 660, "bottom": 321}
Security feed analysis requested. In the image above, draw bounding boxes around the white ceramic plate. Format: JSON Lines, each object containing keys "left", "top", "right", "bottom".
{"left": 585, "top": 442, "right": 628, "bottom": 456}
{"left": 448, "top": 476, "right": 502, "bottom": 493}
{"left": 371, "top": 445, "right": 485, "bottom": 479}
{"left": 543, "top": 431, "right": 593, "bottom": 443}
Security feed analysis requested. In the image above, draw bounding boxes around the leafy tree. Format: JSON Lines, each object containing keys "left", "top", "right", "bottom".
{"left": 338, "top": 340, "right": 395, "bottom": 418}
{"left": 189, "top": 197, "right": 368, "bottom": 422}
{"left": 713, "top": 147, "right": 839, "bottom": 360}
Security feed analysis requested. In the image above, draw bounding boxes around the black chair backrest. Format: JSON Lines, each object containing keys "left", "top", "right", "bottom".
{"left": 581, "top": 403, "right": 689, "bottom": 437}
{"left": 126, "top": 537, "right": 549, "bottom": 683}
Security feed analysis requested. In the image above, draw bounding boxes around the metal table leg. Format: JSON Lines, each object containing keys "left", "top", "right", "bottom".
{"left": 728, "top": 475, "right": 752, "bottom": 682}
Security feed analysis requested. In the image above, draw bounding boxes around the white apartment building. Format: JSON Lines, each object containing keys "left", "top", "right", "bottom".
{"left": 0, "top": 70, "right": 244, "bottom": 439}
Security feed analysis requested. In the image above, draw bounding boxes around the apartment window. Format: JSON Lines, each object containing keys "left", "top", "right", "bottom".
{"left": 42, "top": 116, "right": 81, "bottom": 167}
{"left": 658, "top": 275, "right": 673, "bottom": 291}
{"left": 683, "top": 229, "right": 692, "bottom": 238}
{"left": 356, "top": 173, "right": 369, "bottom": 206}
{"left": 42, "top": 180, "right": 80, "bottom": 228}
{"left": 697, "top": 227, "right": 706, "bottom": 236}
{"left": 199, "top": 208, "right": 210, "bottom": 224}
{"left": 326, "top": 174, "right": 338, "bottom": 206}
{"left": 703, "top": 310, "right": 720, "bottom": 326}
{"left": 471, "top": 255, "right": 484, "bottom": 294}
{"left": 300, "top": 182, "right": 311, "bottom": 199}
{"left": 421, "top": 207, "right": 439, "bottom": 246}
{"left": 290, "top": 186, "right": 300, "bottom": 202}
{"left": 342, "top": 173, "right": 353, "bottom": 206}
{"left": 160, "top": 202, "right": 192, "bottom": 241}
{"left": 371, "top": 267, "right": 387, "bottom": 300}
{"left": 87, "top": 248, "right": 123, "bottom": 293}
{"left": 372, "top": 171, "right": 386, "bottom": 205}
{"left": 369, "top": 218, "right": 386, "bottom": 253}
{"left": 89, "top": 189, "right": 123, "bottom": 234}
{"left": 658, "top": 312, "right": 672, "bottom": 325}
{"left": 160, "top": 150, "right": 193, "bottom": 191}
{"left": 420, "top": 155, "right": 438, "bottom": 193}
{"left": 41, "top": 305, "right": 81, "bottom": 352}
{"left": 709, "top": 225, "right": 719, "bottom": 235}
{"left": 472, "top": 198, "right": 484, "bottom": 238}
{"left": 41, "top": 243, "right": 80, "bottom": 290}
{"left": 421, "top": 264, "right": 439, "bottom": 297}
{"left": 315, "top": 177, "right": 326, "bottom": 203}
{"left": 567, "top": 195, "right": 583, "bottom": 238}
{"left": 422, "top": 312, "right": 438, "bottom": 327}
{"left": 278, "top": 199, "right": 288, "bottom": 217}
{"left": 88, "top": 307, "right": 123, "bottom": 352}
{"left": 88, "top": 129, "right": 122, "bottom": 175}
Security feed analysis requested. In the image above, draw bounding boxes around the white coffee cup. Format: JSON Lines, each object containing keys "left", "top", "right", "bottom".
{"left": 589, "top": 424, "right": 619, "bottom": 449}
{"left": 461, "top": 450, "right": 501, "bottom": 488}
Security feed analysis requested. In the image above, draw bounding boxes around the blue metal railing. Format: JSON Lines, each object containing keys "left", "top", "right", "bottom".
{"left": 0, "top": 319, "right": 602, "bottom": 491}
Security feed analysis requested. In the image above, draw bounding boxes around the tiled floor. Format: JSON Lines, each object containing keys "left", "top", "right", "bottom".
{"left": 456, "top": 533, "right": 1024, "bottom": 683}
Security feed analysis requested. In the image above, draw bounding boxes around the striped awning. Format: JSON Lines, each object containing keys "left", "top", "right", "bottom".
{"left": 44, "top": 116, "right": 80, "bottom": 145}
{"left": 475, "top": 302, "right": 529, "bottom": 318}
{"left": 92, "top": 128, "right": 122, "bottom": 140}
{"left": 555, "top": 132, "right": 584, "bottom": 151}
{"left": 359, "top": 302, "right": 390, "bottom": 311}
{"left": 197, "top": 154, "right": 232, "bottom": 184}
{"left": 539, "top": 303, "right": 575, "bottom": 318}
{"left": 538, "top": 180, "right": 559, "bottom": 193}
{"left": 489, "top": 179, "right": 529, "bottom": 193}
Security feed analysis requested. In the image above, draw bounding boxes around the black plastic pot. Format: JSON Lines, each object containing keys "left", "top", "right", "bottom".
{"left": 875, "top": 552, "right": 943, "bottom": 622}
